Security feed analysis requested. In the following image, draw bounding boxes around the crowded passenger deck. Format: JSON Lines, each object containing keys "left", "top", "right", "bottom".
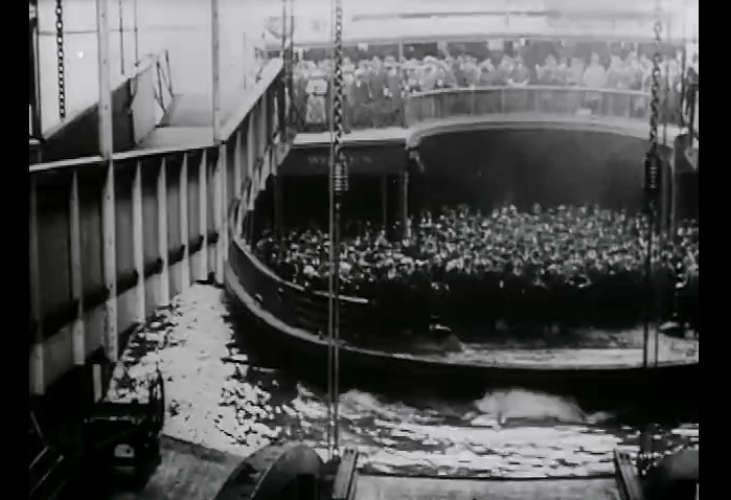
{"left": 254, "top": 203, "right": 698, "bottom": 342}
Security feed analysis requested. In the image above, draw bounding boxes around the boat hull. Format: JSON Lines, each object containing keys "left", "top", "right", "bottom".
{"left": 225, "top": 238, "right": 699, "bottom": 405}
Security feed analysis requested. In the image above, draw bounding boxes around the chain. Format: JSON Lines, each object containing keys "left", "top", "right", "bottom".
{"left": 647, "top": 17, "right": 663, "bottom": 173}
{"left": 326, "top": 0, "right": 346, "bottom": 461}
{"left": 639, "top": 1, "right": 664, "bottom": 468}
{"left": 55, "top": 0, "right": 67, "bottom": 120}
{"left": 332, "top": 0, "right": 347, "bottom": 194}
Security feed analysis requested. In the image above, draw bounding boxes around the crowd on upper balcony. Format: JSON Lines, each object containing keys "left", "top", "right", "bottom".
{"left": 291, "top": 41, "right": 699, "bottom": 131}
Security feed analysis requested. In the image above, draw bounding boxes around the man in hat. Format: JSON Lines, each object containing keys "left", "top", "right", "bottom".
{"left": 343, "top": 62, "right": 355, "bottom": 132}
{"left": 581, "top": 53, "right": 607, "bottom": 114}
{"left": 350, "top": 68, "right": 372, "bottom": 129}
{"left": 420, "top": 58, "right": 438, "bottom": 92}
{"left": 304, "top": 67, "right": 329, "bottom": 131}
{"left": 384, "top": 58, "right": 404, "bottom": 126}
{"left": 369, "top": 56, "right": 389, "bottom": 128}
{"left": 293, "top": 61, "right": 313, "bottom": 128}
{"left": 505, "top": 57, "right": 530, "bottom": 112}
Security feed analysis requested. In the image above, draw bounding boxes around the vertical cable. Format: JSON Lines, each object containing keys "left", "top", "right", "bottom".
{"left": 118, "top": 0, "right": 125, "bottom": 75}
{"left": 133, "top": 0, "right": 139, "bottom": 66}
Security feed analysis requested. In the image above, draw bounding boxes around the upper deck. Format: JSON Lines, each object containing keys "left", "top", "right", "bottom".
{"left": 265, "top": 0, "right": 695, "bottom": 49}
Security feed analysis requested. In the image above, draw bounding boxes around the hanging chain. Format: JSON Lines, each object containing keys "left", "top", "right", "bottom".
{"left": 646, "top": 17, "right": 663, "bottom": 195}
{"left": 332, "top": 0, "right": 347, "bottom": 194}
{"left": 55, "top": 0, "right": 67, "bottom": 120}
{"left": 326, "top": 0, "right": 347, "bottom": 461}
{"left": 638, "top": 1, "right": 664, "bottom": 475}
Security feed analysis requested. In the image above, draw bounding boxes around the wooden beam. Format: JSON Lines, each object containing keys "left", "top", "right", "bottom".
{"left": 98, "top": 0, "right": 118, "bottom": 361}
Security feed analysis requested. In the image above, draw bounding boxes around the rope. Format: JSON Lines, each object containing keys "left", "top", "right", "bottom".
{"left": 55, "top": 0, "right": 67, "bottom": 120}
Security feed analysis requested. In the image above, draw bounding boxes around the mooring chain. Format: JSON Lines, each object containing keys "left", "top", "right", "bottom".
{"left": 638, "top": 1, "right": 664, "bottom": 474}
{"left": 325, "top": 0, "right": 347, "bottom": 461}
{"left": 645, "top": 17, "right": 663, "bottom": 200}
{"left": 331, "top": 0, "right": 348, "bottom": 195}
{"left": 55, "top": 0, "right": 67, "bottom": 120}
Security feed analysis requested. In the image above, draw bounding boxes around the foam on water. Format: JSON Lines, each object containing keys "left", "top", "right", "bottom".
{"left": 108, "top": 285, "right": 699, "bottom": 479}
{"left": 473, "top": 388, "right": 616, "bottom": 426}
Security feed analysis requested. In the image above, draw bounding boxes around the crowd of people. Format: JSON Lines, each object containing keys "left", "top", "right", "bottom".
{"left": 291, "top": 44, "right": 698, "bottom": 131}
{"left": 255, "top": 204, "right": 699, "bottom": 338}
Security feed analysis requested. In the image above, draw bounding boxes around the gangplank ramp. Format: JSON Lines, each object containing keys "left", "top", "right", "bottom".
{"left": 355, "top": 475, "right": 620, "bottom": 500}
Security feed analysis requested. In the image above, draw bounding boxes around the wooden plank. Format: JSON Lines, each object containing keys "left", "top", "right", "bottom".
{"left": 332, "top": 448, "right": 359, "bottom": 500}
{"left": 179, "top": 154, "right": 191, "bottom": 291}
{"left": 196, "top": 150, "right": 210, "bottom": 281}
{"left": 69, "top": 170, "right": 86, "bottom": 365}
{"left": 614, "top": 449, "right": 645, "bottom": 500}
{"left": 132, "top": 160, "right": 146, "bottom": 323}
{"left": 157, "top": 158, "right": 170, "bottom": 305}
{"left": 29, "top": 176, "right": 44, "bottom": 395}
{"left": 355, "top": 475, "right": 620, "bottom": 500}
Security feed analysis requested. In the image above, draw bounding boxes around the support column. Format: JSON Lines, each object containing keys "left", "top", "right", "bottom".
{"left": 274, "top": 174, "right": 283, "bottom": 258}
{"left": 400, "top": 170, "right": 409, "bottom": 239}
{"left": 132, "top": 160, "right": 146, "bottom": 324}
{"left": 233, "top": 130, "right": 243, "bottom": 200}
{"left": 180, "top": 154, "right": 191, "bottom": 291}
{"left": 214, "top": 145, "right": 226, "bottom": 284}
{"left": 29, "top": 177, "right": 44, "bottom": 395}
{"left": 197, "top": 151, "right": 209, "bottom": 281}
{"left": 98, "top": 0, "right": 118, "bottom": 362}
{"left": 211, "top": 0, "right": 223, "bottom": 283}
{"left": 69, "top": 171, "right": 85, "bottom": 365}
{"left": 668, "top": 149, "right": 678, "bottom": 238}
{"left": 234, "top": 130, "right": 244, "bottom": 239}
{"left": 157, "top": 159, "right": 170, "bottom": 305}
{"left": 246, "top": 114, "right": 256, "bottom": 244}
{"left": 380, "top": 175, "right": 388, "bottom": 229}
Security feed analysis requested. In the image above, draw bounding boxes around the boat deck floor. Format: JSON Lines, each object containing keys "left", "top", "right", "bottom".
{"left": 103, "top": 435, "right": 621, "bottom": 500}
{"left": 108, "top": 436, "right": 242, "bottom": 500}
{"left": 356, "top": 475, "right": 620, "bottom": 500}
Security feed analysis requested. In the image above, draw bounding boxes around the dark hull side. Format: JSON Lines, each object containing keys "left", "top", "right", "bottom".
{"left": 225, "top": 240, "right": 699, "bottom": 408}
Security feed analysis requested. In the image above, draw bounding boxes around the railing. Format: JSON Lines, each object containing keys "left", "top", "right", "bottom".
{"left": 29, "top": 59, "right": 287, "bottom": 397}
{"left": 406, "top": 86, "right": 652, "bottom": 126}
{"left": 290, "top": 84, "right": 692, "bottom": 133}
{"left": 230, "top": 223, "right": 372, "bottom": 342}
